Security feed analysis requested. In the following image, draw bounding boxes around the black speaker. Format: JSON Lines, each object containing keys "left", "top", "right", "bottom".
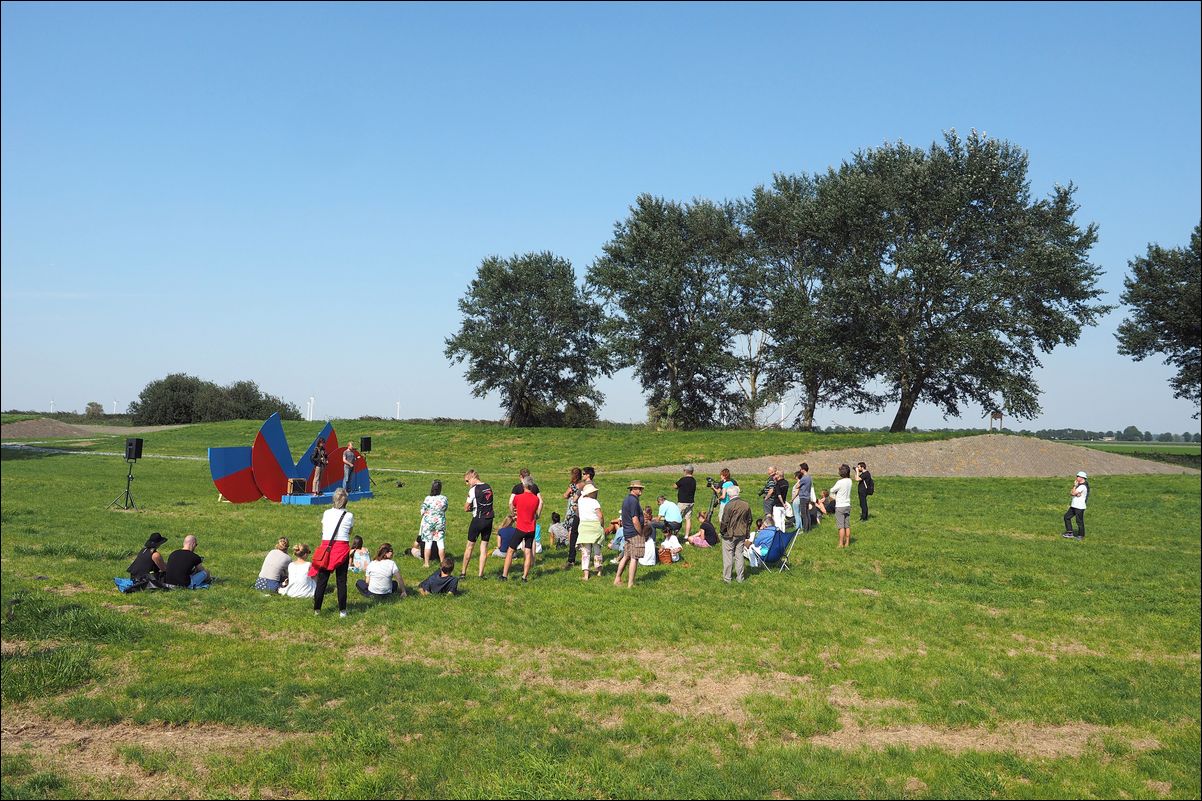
{"left": 360, "top": 436, "right": 372, "bottom": 453}
{"left": 125, "top": 437, "right": 144, "bottom": 461}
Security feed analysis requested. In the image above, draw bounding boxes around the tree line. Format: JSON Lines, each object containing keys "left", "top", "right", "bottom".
{"left": 126, "top": 374, "right": 302, "bottom": 425}
{"left": 448, "top": 130, "right": 1122, "bottom": 431}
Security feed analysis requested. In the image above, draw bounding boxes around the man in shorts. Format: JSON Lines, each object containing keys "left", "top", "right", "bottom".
{"left": 675, "top": 465, "right": 697, "bottom": 540}
{"left": 613, "top": 480, "right": 646, "bottom": 589}
{"left": 460, "top": 470, "right": 495, "bottom": 579}
{"left": 503, "top": 480, "right": 541, "bottom": 582}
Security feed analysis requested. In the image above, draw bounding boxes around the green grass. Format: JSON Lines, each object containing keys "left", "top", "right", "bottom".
{"left": 1068, "top": 440, "right": 1201, "bottom": 455}
{"left": 1, "top": 425, "right": 1198, "bottom": 799}
{"left": 1, "top": 418, "right": 973, "bottom": 474}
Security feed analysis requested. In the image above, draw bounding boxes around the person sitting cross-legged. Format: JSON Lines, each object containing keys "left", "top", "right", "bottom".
{"left": 419, "top": 557, "right": 462, "bottom": 596}
{"left": 356, "top": 543, "right": 407, "bottom": 599}
{"left": 165, "top": 535, "right": 212, "bottom": 589}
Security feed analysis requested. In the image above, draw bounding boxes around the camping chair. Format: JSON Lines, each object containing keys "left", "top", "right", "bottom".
{"left": 757, "top": 527, "right": 799, "bottom": 573}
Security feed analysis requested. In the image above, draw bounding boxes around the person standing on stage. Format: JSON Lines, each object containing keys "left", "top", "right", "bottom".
{"left": 310, "top": 440, "right": 328, "bottom": 495}
{"left": 342, "top": 444, "right": 357, "bottom": 490}
{"left": 460, "top": 470, "right": 495, "bottom": 579}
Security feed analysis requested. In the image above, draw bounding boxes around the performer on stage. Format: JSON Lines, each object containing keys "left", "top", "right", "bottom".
{"left": 311, "top": 439, "right": 328, "bottom": 495}
{"left": 342, "top": 444, "right": 357, "bottom": 489}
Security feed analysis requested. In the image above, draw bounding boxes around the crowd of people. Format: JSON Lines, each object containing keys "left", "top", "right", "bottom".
{"left": 121, "top": 461, "right": 886, "bottom": 603}
{"left": 120, "top": 458, "right": 1096, "bottom": 609}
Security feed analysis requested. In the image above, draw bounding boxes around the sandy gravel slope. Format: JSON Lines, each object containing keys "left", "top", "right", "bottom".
{"left": 619, "top": 434, "right": 1198, "bottom": 478}
{"left": 0, "top": 418, "right": 188, "bottom": 439}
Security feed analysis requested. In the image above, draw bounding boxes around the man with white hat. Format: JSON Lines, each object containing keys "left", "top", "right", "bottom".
{"left": 1062, "top": 471, "right": 1089, "bottom": 540}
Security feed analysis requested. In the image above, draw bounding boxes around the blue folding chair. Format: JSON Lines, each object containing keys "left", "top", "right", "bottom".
{"left": 758, "top": 527, "right": 799, "bottom": 572}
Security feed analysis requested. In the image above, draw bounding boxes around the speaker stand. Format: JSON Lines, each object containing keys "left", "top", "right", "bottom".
{"left": 110, "top": 459, "right": 137, "bottom": 510}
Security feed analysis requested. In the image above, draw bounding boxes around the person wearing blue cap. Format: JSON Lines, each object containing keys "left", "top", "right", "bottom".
{"left": 1062, "top": 471, "right": 1089, "bottom": 540}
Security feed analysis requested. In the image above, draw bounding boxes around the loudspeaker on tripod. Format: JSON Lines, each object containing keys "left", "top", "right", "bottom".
{"left": 360, "top": 436, "right": 372, "bottom": 453}
{"left": 125, "top": 438, "right": 144, "bottom": 461}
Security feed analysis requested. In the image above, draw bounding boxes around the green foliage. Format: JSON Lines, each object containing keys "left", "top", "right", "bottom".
{"left": 589, "top": 195, "right": 743, "bottom": 428}
{"left": 84, "top": 402, "right": 105, "bottom": 419}
{"left": 746, "top": 173, "right": 881, "bottom": 430}
{"left": 823, "top": 130, "right": 1111, "bottom": 431}
{"left": 127, "top": 374, "right": 302, "bottom": 425}
{"left": 444, "top": 252, "right": 609, "bottom": 427}
{"left": 1116, "top": 222, "right": 1202, "bottom": 415}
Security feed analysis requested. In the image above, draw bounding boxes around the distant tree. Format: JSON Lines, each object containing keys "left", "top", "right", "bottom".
{"left": 1121, "top": 425, "right": 1143, "bottom": 441}
{"left": 444, "top": 252, "right": 609, "bottom": 428}
{"left": 589, "top": 195, "right": 743, "bottom": 429}
{"left": 1157, "top": 432, "right": 1175, "bottom": 442}
{"left": 129, "top": 374, "right": 300, "bottom": 424}
{"left": 1116, "top": 223, "right": 1201, "bottom": 416}
{"left": 1184, "top": 431, "right": 1194, "bottom": 443}
{"left": 1194, "top": 433, "right": 1201, "bottom": 443}
{"left": 84, "top": 401, "right": 105, "bottom": 419}
{"left": 1143, "top": 431, "right": 1154, "bottom": 442}
{"left": 824, "top": 130, "right": 1110, "bottom": 432}
{"left": 745, "top": 173, "right": 879, "bottom": 430}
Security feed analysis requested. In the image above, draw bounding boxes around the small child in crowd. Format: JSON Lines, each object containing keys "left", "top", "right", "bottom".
{"left": 349, "top": 535, "right": 370, "bottom": 574}
{"left": 548, "top": 512, "right": 570, "bottom": 548}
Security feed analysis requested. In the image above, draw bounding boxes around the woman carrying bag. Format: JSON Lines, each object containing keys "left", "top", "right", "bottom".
{"left": 311, "top": 488, "right": 354, "bottom": 617}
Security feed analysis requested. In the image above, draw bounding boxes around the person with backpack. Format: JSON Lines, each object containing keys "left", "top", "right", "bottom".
{"left": 1062, "top": 471, "right": 1089, "bottom": 540}
{"left": 460, "top": 470, "right": 495, "bottom": 579}
{"left": 855, "top": 462, "right": 875, "bottom": 521}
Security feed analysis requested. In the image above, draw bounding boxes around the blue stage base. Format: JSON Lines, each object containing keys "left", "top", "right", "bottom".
{"left": 280, "top": 491, "right": 373, "bottom": 505}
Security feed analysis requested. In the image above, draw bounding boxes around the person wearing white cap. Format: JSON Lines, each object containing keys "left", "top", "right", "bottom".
{"left": 1062, "top": 471, "right": 1089, "bottom": 540}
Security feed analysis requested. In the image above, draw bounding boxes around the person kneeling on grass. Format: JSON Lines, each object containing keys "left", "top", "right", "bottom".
{"left": 356, "top": 543, "right": 407, "bottom": 599}
{"left": 419, "top": 557, "right": 462, "bottom": 596}
{"left": 165, "top": 535, "right": 212, "bottom": 589}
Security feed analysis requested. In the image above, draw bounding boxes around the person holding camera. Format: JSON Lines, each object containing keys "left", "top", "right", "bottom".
{"left": 855, "top": 462, "right": 874, "bottom": 521}
{"left": 710, "top": 468, "right": 736, "bottom": 521}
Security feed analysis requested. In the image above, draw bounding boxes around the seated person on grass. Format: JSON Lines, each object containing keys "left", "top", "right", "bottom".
{"left": 164, "top": 535, "right": 211, "bottom": 589}
{"left": 745, "top": 519, "right": 778, "bottom": 562}
{"left": 419, "top": 557, "right": 462, "bottom": 596}
{"left": 548, "top": 512, "right": 570, "bottom": 548}
{"left": 254, "top": 536, "right": 291, "bottom": 592}
{"left": 688, "top": 511, "right": 718, "bottom": 548}
{"left": 128, "top": 532, "right": 168, "bottom": 585}
{"left": 279, "top": 544, "right": 317, "bottom": 599}
{"left": 356, "top": 543, "right": 407, "bottom": 599}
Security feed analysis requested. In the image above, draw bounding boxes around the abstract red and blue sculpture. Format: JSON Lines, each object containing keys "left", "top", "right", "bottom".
{"left": 208, "top": 413, "right": 373, "bottom": 504}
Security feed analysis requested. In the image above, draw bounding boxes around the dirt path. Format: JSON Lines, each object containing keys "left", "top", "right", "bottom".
{"left": 0, "top": 418, "right": 189, "bottom": 440}
{"left": 620, "top": 434, "right": 1198, "bottom": 478}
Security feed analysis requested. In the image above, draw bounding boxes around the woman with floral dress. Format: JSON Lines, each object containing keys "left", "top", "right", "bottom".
{"left": 419, "top": 479, "right": 449, "bottom": 568}
{"left": 562, "top": 467, "right": 583, "bottom": 567}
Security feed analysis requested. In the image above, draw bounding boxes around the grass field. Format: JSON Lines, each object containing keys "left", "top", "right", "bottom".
{"left": 1, "top": 424, "right": 1199, "bottom": 799}
{"left": 1068, "top": 441, "right": 1201, "bottom": 456}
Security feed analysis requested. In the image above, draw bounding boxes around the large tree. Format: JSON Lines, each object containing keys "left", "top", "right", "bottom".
{"left": 128, "top": 374, "right": 300, "bottom": 424}
{"left": 1115, "top": 223, "right": 1201, "bottom": 415}
{"left": 444, "top": 252, "right": 608, "bottom": 427}
{"left": 745, "top": 173, "right": 882, "bottom": 430}
{"left": 828, "top": 131, "right": 1109, "bottom": 432}
{"left": 588, "top": 195, "right": 743, "bottom": 429}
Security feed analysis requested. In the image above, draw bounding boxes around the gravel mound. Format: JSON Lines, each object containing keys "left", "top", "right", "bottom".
{"left": 623, "top": 434, "right": 1198, "bottom": 478}
{"left": 1, "top": 419, "right": 188, "bottom": 440}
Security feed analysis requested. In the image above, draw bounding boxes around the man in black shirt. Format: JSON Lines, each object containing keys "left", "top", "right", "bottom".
{"left": 855, "top": 462, "right": 874, "bottom": 521}
{"left": 419, "top": 557, "right": 462, "bottom": 595}
{"left": 772, "top": 469, "right": 790, "bottom": 531}
{"left": 164, "top": 535, "right": 211, "bottom": 589}
{"left": 674, "top": 465, "right": 697, "bottom": 540}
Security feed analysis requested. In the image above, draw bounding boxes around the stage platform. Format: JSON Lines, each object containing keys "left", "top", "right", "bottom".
{"left": 279, "top": 491, "right": 373, "bottom": 505}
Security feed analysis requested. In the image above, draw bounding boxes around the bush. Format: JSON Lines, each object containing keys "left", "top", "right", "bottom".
{"left": 128, "top": 374, "right": 302, "bottom": 424}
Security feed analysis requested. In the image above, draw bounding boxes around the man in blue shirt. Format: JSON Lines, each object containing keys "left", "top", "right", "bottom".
{"left": 614, "top": 480, "right": 646, "bottom": 589}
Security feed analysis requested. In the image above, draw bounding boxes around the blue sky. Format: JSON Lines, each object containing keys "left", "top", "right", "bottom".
{"left": 2, "top": 2, "right": 1199, "bottom": 432}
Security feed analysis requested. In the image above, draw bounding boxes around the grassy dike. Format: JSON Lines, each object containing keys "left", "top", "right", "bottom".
{"left": 1, "top": 424, "right": 1198, "bottom": 799}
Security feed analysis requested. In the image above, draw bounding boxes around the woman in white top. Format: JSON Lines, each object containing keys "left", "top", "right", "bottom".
{"left": 576, "top": 483, "right": 605, "bottom": 580}
{"left": 254, "top": 536, "right": 291, "bottom": 592}
{"left": 355, "top": 543, "right": 407, "bottom": 598}
{"left": 279, "top": 543, "right": 317, "bottom": 598}
{"left": 830, "top": 464, "right": 854, "bottom": 549}
{"left": 1062, "top": 471, "right": 1089, "bottom": 540}
{"left": 312, "top": 488, "right": 355, "bottom": 617}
